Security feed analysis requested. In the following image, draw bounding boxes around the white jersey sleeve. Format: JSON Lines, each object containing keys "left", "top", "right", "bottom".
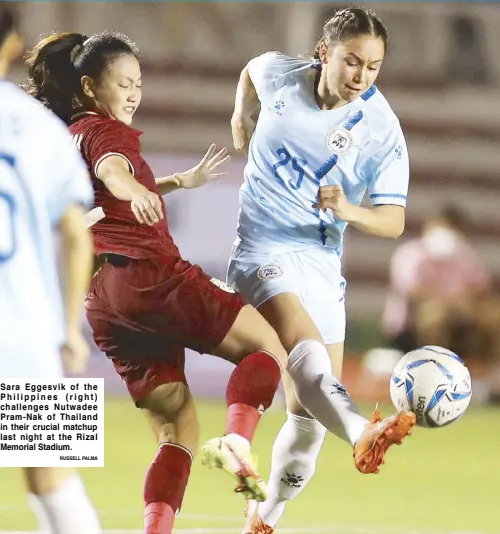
{"left": 45, "top": 121, "right": 93, "bottom": 226}
{"left": 248, "top": 52, "right": 309, "bottom": 97}
{"left": 366, "top": 121, "right": 409, "bottom": 207}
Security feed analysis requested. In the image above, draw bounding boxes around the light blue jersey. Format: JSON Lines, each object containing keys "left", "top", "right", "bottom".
{"left": 236, "top": 52, "right": 409, "bottom": 256}
{"left": 0, "top": 81, "right": 92, "bottom": 377}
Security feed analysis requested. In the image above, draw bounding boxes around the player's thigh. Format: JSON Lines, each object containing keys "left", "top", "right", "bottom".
{"left": 326, "top": 342, "right": 344, "bottom": 378}
{"left": 86, "top": 258, "right": 237, "bottom": 355}
{"left": 228, "top": 248, "right": 323, "bottom": 352}
{"left": 24, "top": 467, "right": 76, "bottom": 496}
{"left": 258, "top": 292, "right": 323, "bottom": 353}
{"left": 300, "top": 249, "right": 347, "bottom": 348}
{"left": 139, "top": 383, "right": 199, "bottom": 455}
{"left": 213, "top": 303, "right": 286, "bottom": 367}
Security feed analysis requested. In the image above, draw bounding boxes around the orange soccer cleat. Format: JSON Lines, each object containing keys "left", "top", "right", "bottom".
{"left": 354, "top": 406, "right": 416, "bottom": 474}
{"left": 242, "top": 500, "right": 274, "bottom": 534}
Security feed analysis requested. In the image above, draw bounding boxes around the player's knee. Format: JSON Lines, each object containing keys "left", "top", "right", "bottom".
{"left": 24, "top": 467, "right": 76, "bottom": 496}
{"left": 218, "top": 305, "right": 288, "bottom": 368}
{"left": 140, "top": 382, "right": 187, "bottom": 420}
{"left": 255, "top": 325, "right": 288, "bottom": 369}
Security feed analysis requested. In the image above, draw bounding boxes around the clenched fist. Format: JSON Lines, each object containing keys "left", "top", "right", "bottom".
{"left": 313, "top": 184, "right": 353, "bottom": 221}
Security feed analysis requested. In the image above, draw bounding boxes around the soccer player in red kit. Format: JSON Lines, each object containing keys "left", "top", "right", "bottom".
{"left": 26, "top": 31, "right": 288, "bottom": 533}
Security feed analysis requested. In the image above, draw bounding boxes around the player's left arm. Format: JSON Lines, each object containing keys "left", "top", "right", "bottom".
{"left": 58, "top": 203, "right": 94, "bottom": 371}
{"left": 315, "top": 190, "right": 405, "bottom": 239}
{"left": 155, "top": 143, "right": 230, "bottom": 195}
{"left": 47, "top": 124, "right": 95, "bottom": 373}
{"left": 315, "top": 121, "right": 409, "bottom": 239}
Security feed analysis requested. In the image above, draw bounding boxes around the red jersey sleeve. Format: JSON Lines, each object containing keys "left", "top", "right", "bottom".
{"left": 83, "top": 120, "right": 141, "bottom": 178}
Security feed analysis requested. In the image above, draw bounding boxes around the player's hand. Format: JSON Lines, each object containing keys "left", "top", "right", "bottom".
{"left": 62, "top": 329, "right": 89, "bottom": 375}
{"left": 314, "top": 185, "right": 354, "bottom": 221}
{"left": 231, "top": 112, "right": 254, "bottom": 153}
{"left": 131, "top": 190, "right": 164, "bottom": 226}
{"left": 173, "top": 144, "right": 230, "bottom": 190}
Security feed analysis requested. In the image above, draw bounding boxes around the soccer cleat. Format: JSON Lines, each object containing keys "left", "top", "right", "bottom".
{"left": 354, "top": 406, "right": 416, "bottom": 474}
{"left": 201, "top": 434, "right": 268, "bottom": 502}
{"left": 242, "top": 500, "right": 274, "bottom": 534}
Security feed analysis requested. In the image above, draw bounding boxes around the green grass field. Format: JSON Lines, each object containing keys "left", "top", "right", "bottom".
{"left": 1, "top": 397, "right": 499, "bottom": 533}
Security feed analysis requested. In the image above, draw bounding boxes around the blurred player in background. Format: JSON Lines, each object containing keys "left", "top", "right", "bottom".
{"left": 229, "top": 7, "right": 416, "bottom": 533}
{"left": 26, "top": 30, "right": 289, "bottom": 534}
{"left": 382, "top": 205, "right": 494, "bottom": 358}
{"left": 0, "top": 9, "right": 100, "bottom": 534}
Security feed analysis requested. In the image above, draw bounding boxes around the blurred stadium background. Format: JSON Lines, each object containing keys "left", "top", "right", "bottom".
{"left": 1, "top": 2, "right": 499, "bottom": 533}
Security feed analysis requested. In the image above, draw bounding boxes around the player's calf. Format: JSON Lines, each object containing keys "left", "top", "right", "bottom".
{"left": 144, "top": 443, "right": 193, "bottom": 534}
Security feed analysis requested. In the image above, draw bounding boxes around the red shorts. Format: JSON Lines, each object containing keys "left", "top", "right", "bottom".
{"left": 85, "top": 255, "right": 245, "bottom": 404}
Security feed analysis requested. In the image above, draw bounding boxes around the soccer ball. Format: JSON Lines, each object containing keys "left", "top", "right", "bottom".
{"left": 390, "top": 346, "right": 472, "bottom": 428}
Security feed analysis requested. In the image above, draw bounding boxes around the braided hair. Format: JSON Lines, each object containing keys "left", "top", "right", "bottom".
{"left": 313, "top": 7, "right": 388, "bottom": 60}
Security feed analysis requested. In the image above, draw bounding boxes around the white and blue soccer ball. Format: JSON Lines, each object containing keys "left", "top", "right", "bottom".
{"left": 390, "top": 346, "right": 472, "bottom": 428}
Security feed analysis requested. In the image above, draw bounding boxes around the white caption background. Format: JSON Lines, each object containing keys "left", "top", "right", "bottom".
{"left": 0, "top": 378, "right": 104, "bottom": 467}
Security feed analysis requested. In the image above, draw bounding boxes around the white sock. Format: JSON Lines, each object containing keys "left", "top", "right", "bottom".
{"left": 287, "top": 340, "right": 368, "bottom": 445}
{"left": 28, "top": 492, "right": 51, "bottom": 532}
{"left": 259, "top": 412, "right": 326, "bottom": 527}
{"left": 29, "top": 475, "right": 101, "bottom": 534}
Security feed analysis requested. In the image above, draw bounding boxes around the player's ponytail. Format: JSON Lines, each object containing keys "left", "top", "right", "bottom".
{"left": 25, "top": 31, "right": 138, "bottom": 125}
{"left": 313, "top": 7, "right": 388, "bottom": 60}
{"left": 25, "top": 32, "right": 86, "bottom": 124}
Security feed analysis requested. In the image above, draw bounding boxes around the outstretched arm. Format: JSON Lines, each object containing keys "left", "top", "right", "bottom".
{"left": 155, "top": 144, "right": 230, "bottom": 195}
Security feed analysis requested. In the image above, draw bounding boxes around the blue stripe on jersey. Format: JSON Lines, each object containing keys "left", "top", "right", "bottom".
{"left": 314, "top": 110, "right": 364, "bottom": 180}
{"left": 315, "top": 110, "right": 365, "bottom": 245}
{"left": 344, "top": 109, "right": 364, "bottom": 130}
{"left": 370, "top": 193, "right": 407, "bottom": 199}
{"left": 361, "top": 85, "right": 377, "bottom": 101}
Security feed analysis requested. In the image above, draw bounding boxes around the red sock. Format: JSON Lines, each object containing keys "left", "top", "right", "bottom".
{"left": 225, "top": 350, "right": 281, "bottom": 442}
{"left": 144, "top": 443, "right": 192, "bottom": 534}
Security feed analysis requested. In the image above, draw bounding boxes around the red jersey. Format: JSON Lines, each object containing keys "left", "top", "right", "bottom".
{"left": 69, "top": 112, "right": 179, "bottom": 258}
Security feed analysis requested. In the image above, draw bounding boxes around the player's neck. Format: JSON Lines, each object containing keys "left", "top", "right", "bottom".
{"left": 314, "top": 72, "right": 348, "bottom": 111}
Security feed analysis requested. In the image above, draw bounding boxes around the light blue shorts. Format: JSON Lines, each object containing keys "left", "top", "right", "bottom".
{"left": 227, "top": 246, "right": 346, "bottom": 344}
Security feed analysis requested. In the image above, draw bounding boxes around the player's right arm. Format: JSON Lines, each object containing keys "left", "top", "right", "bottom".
{"left": 231, "top": 63, "right": 260, "bottom": 153}
{"left": 232, "top": 52, "right": 304, "bottom": 153}
{"left": 96, "top": 155, "right": 163, "bottom": 226}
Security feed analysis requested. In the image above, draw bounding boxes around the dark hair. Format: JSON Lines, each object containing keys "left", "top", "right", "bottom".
{"left": 313, "top": 7, "right": 388, "bottom": 60}
{"left": 25, "top": 31, "right": 138, "bottom": 124}
{"left": 0, "top": 8, "right": 17, "bottom": 47}
{"left": 436, "top": 205, "right": 468, "bottom": 233}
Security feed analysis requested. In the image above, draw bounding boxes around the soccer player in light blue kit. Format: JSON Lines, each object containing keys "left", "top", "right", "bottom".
{"left": 0, "top": 9, "right": 101, "bottom": 534}
{"left": 228, "top": 8, "right": 416, "bottom": 533}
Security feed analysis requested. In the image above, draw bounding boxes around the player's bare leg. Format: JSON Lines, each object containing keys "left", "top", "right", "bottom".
{"left": 201, "top": 305, "right": 287, "bottom": 502}
{"left": 139, "top": 383, "right": 198, "bottom": 534}
{"left": 25, "top": 467, "right": 101, "bottom": 534}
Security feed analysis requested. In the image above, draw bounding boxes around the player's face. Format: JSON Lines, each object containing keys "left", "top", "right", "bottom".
{"left": 92, "top": 54, "right": 142, "bottom": 125}
{"left": 323, "top": 35, "right": 385, "bottom": 103}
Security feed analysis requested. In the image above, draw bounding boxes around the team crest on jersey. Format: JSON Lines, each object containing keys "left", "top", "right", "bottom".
{"left": 257, "top": 264, "right": 283, "bottom": 280}
{"left": 325, "top": 127, "right": 352, "bottom": 156}
{"left": 210, "top": 278, "right": 235, "bottom": 293}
